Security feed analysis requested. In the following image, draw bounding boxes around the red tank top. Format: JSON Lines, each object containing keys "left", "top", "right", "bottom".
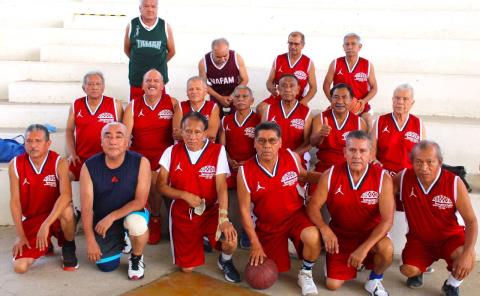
{"left": 14, "top": 151, "right": 61, "bottom": 220}
{"left": 274, "top": 53, "right": 311, "bottom": 99}
{"left": 327, "top": 163, "right": 385, "bottom": 239}
{"left": 205, "top": 50, "right": 241, "bottom": 97}
{"left": 400, "top": 168, "right": 464, "bottom": 243}
{"left": 130, "top": 94, "right": 174, "bottom": 170}
{"left": 241, "top": 149, "right": 303, "bottom": 230}
{"left": 333, "top": 57, "right": 370, "bottom": 100}
{"left": 180, "top": 100, "right": 217, "bottom": 120}
{"left": 315, "top": 110, "right": 361, "bottom": 172}
{"left": 376, "top": 113, "right": 422, "bottom": 174}
{"left": 169, "top": 142, "right": 222, "bottom": 210}
{"left": 73, "top": 96, "right": 118, "bottom": 160}
{"left": 222, "top": 110, "right": 260, "bottom": 163}
{"left": 266, "top": 100, "right": 310, "bottom": 151}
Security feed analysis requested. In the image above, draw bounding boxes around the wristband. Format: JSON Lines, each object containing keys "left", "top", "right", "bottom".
{"left": 219, "top": 209, "right": 228, "bottom": 216}
{"left": 218, "top": 217, "right": 230, "bottom": 224}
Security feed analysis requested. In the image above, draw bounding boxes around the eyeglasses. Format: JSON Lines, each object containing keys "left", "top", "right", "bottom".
{"left": 256, "top": 137, "right": 279, "bottom": 145}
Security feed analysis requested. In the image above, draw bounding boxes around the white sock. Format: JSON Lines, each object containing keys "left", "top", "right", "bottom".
{"left": 221, "top": 252, "right": 232, "bottom": 262}
{"left": 446, "top": 273, "right": 463, "bottom": 288}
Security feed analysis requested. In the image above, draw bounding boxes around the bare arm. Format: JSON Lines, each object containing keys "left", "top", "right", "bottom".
{"left": 236, "top": 53, "right": 249, "bottom": 86}
{"left": 370, "top": 118, "right": 381, "bottom": 164}
{"left": 310, "top": 113, "right": 324, "bottom": 146}
{"left": 172, "top": 100, "right": 183, "bottom": 141}
{"left": 9, "top": 160, "right": 26, "bottom": 239}
{"left": 115, "top": 99, "right": 124, "bottom": 121}
{"left": 122, "top": 102, "right": 134, "bottom": 138}
{"left": 421, "top": 120, "right": 427, "bottom": 139}
{"left": 266, "top": 60, "right": 279, "bottom": 97}
{"left": 299, "top": 61, "right": 317, "bottom": 106}
{"left": 123, "top": 23, "right": 131, "bottom": 58}
{"left": 362, "top": 63, "right": 378, "bottom": 103}
{"left": 166, "top": 23, "right": 175, "bottom": 62}
{"left": 80, "top": 164, "right": 96, "bottom": 243}
{"left": 157, "top": 166, "right": 202, "bottom": 207}
{"left": 65, "top": 105, "right": 78, "bottom": 163}
{"left": 206, "top": 105, "right": 220, "bottom": 142}
{"left": 323, "top": 60, "right": 335, "bottom": 101}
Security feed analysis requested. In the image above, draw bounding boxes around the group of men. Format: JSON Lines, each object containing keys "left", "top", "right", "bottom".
{"left": 8, "top": 0, "right": 477, "bottom": 296}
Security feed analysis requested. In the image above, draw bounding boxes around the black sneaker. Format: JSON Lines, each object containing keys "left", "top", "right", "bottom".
{"left": 407, "top": 274, "right": 423, "bottom": 288}
{"left": 442, "top": 280, "right": 459, "bottom": 296}
{"left": 239, "top": 231, "right": 251, "bottom": 250}
{"left": 217, "top": 255, "right": 241, "bottom": 283}
{"left": 203, "top": 236, "right": 213, "bottom": 253}
{"left": 61, "top": 242, "right": 79, "bottom": 271}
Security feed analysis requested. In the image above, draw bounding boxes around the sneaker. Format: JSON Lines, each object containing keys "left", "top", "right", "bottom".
{"left": 203, "top": 236, "right": 213, "bottom": 253}
{"left": 122, "top": 232, "right": 132, "bottom": 254}
{"left": 441, "top": 280, "right": 459, "bottom": 296}
{"left": 406, "top": 274, "right": 423, "bottom": 288}
{"left": 217, "top": 255, "right": 241, "bottom": 283}
{"left": 61, "top": 242, "right": 79, "bottom": 271}
{"left": 239, "top": 231, "right": 251, "bottom": 250}
{"left": 297, "top": 269, "right": 318, "bottom": 296}
{"left": 358, "top": 265, "right": 366, "bottom": 272}
{"left": 128, "top": 254, "right": 145, "bottom": 280}
{"left": 425, "top": 265, "right": 435, "bottom": 273}
{"left": 147, "top": 216, "right": 161, "bottom": 245}
{"left": 364, "top": 279, "right": 389, "bottom": 296}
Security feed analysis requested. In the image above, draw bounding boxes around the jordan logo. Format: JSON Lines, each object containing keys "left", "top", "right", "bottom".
{"left": 334, "top": 185, "right": 344, "bottom": 195}
{"left": 278, "top": 65, "right": 283, "bottom": 73}
{"left": 409, "top": 187, "right": 417, "bottom": 198}
{"left": 22, "top": 178, "right": 30, "bottom": 186}
{"left": 175, "top": 163, "right": 183, "bottom": 171}
{"left": 382, "top": 126, "right": 390, "bottom": 133}
{"left": 138, "top": 109, "right": 145, "bottom": 117}
{"left": 76, "top": 110, "right": 83, "bottom": 118}
{"left": 224, "top": 124, "right": 231, "bottom": 131}
{"left": 337, "top": 69, "right": 343, "bottom": 76}
{"left": 256, "top": 182, "right": 265, "bottom": 192}
{"left": 271, "top": 116, "right": 276, "bottom": 122}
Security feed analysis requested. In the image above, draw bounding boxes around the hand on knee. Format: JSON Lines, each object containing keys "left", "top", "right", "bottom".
{"left": 124, "top": 214, "right": 148, "bottom": 236}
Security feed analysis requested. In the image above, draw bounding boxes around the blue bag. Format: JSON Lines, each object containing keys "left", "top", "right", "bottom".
{"left": 0, "top": 135, "right": 25, "bottom": 162}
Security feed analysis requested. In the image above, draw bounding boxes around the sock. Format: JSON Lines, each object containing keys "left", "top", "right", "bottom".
{"left": 301, "top": 259, "right": 315, "bottom": 271}
{"left": 369, "top": 271, "right": 384, "bottom": 280}
{"left": 131, "top": 253, "right": 142, "bottom": 259}
{"left": 63, "top": 239, "right": 76, "bottom": 248}
{"left": 221, "top": 252, "right": 232, "bottom": 262}
{"left": 446, "top": 273, "right": 463, "bottom": 288}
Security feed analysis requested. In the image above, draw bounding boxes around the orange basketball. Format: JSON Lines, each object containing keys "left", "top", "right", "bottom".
{"left": 348, "top": 98, "right": 363, "bottom": 115}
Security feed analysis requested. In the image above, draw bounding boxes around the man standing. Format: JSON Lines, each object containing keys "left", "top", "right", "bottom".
{"left": 124, "top": 0, "right": 175, "bottom": 101}
{"left": 10, "top": 124, "right": 78, "bottom": 273}
{"left": 80, "top": 122, "right": 151, "bottom": 279}
{"left": 123, "top": 69, "right": 178, "bottom": 244}
{"left": 66, "top": 71, "right": 123, "bottom": 182}
{"left": 157, "top": 112, "right": 240, "bottom": 283}
{"left": 237, "top": 121, "right": 321, "bottom": 296}
{"left": 323, "top": 33, "right": 378, "bottom": 129}
{"left": 308, "top": 131, "right": 394, "bottom": 295}
{"left": 199, "top": 38, "right": 249, "bottom": 115}
{"left": 394, "top": 141, "right": 477, "bottom": 296}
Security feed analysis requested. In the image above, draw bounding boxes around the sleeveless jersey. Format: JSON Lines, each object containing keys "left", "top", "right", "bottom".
{"left": 129, "top": 17, "right": 169, "bottom": 86}
{"left": 205, "top": 50, "right": 241, "bottom": 96}
{"left": 400, "top": 168, "right": 464, "bottom": 243}
{"left": 180, "top": 100, "right": 217, "bottom": 120}
{"left": 316, "top": 110, "right": 361, "bottom": 172}
{"left": 15, "top": 151, "right": 61, "bottom": 220}
{"left": 376, "top": 113, "right": 423, "bottom": 174}
{"left": 85, "top": 151, "right": 141, "bottom": 225}
{"left": 274, "top": 53, "right": 311, "bottom": 99}
{"left": 241, "top": 149, "right": 303, "bottom": 230}
{"left": 222, "top": 110, "right": 260, "bottom": 162}
{"left": 266, "top": 100, "right": 310, "bottom": 151}
{"left": 333, "top": 57, "right": 370, "bottom": 100}
{"left": 130, "top": 94, "right": 174, "bottom": 170}
{"left": 169, "top": 142, "right": 222, "bottom": 211}
{"left": 327, "top": 163, "right": 385, "bottom": 239}
{"left": 73, "top": 96, "right": 118, "bottom": 160}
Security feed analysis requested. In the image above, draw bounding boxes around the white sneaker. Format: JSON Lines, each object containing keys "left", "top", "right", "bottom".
{"left": 297, "top": 269, "right": 318, "bottom": 296}
{"left": 128, "top": 254, "right": 145, "bottom": 280}
{"left": 364, "top": 279, "right": 389, "bottom": 296}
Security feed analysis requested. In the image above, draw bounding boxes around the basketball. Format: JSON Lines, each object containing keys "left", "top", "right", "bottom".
{"left": 348, "top": 98, "right": 363, "bottom": 115}
{"left": 244, "top": 258, "right": 278, "bottom": 290}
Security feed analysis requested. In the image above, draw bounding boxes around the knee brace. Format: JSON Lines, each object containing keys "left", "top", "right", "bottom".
{"left": 124, "top": 213, "right": 148, "bottom": 236}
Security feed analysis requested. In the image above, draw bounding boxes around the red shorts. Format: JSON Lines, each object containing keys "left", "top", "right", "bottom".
{"left": 15, "top": 216, "right": 63, "bottom": 260}
{"left": 68, "top": 158, "right": 86, "bottom": 181}
{"left": 169, "top": 202, "right": 221, "bottom": 268}
{"left": 402, "top": 233, "right": 465, "bottom": 272}
{"left": 130, "top": 85, "right": 144, "bottom": 102}
{"left": 325, "top": 236, "right": 376, "bottom": 280}
{"left": 256, "top": 209, "right": 314, "bottom": 272}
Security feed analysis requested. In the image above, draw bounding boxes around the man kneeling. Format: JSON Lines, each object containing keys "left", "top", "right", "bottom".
{"left": 80, "top": 122, "right": 150, "bottom": 280}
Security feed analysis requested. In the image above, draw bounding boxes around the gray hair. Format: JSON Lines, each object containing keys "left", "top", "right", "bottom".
{"left": 186, "top": 76, "right": 207, "bottom": 89}
{"left": 288, "top": 31, "right": 305, "bottom": 44}
{"left": 410, "top": 140, "right": 443, "bottom": 163}
{"left": 25, "top": 124, "right": 50, "bottom": 141}
{"left": 233, "top": 85, "right": 253, "bottom": 97}
{"left": 101, "top": 122, "right": 128, "bottom": 139}
{"left": 394, "top": 83, "right": 415, "bottom": 98}
{"left": 346, "top": 130, "right": 372, "bottom": 149}
{"left": 143, "top": 68, "right": 163, "bottom": 83}
{"left": 343, "top": 33, "right": 362, "bottom": 44}
{"left": 83, "top": 71, "right": 105, "bottom": 87}
{"left": 211, "top": 38, "right": 229, "bottom": 49}
{"left": 139, "top": 0, "right": 157, "bottom": 6}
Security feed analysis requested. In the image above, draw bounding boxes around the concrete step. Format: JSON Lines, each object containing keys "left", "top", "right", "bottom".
{"left": 0, "top": 101, "right": 69, "bottom": 129}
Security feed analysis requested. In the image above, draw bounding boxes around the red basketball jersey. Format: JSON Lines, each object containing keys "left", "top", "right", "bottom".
{"left": 376, "top": 113, "right": 423, "bottom": 174}
{"left": 169, "top": 142, "right": 222, "bottom": 210}
{"left": 14, "top": 151, "right": 61, "bottom": 220}
{"left": 315, "top": 110, "right": 361, "bottom": 172}
{"left": 327, "top": 163, "right": 385, "bottom": 239}
{"left": 222, "top": 110, "right": 260, "bottom": 162}
{"left": 400, "top": 168, "right": 464, "bottom": 243}
{"left": 274, "top": 53, "right": 311, "bottom": 99}
{"left": 205, "top": 50, "right": 241, "bottom": 96}
{"left": 180, "top": 100, "right": 217, "bottom": 120}
{"left": 266, "top": 100, "right": 310, "bottom": 151}
{"left": 73, "top": 96, "right": 118, "bottom": 160}
{"left": 130, "top": 94, "right": 174, "bottom": 170}
{"left": 333, "top": 57, "right": 371, "bottom": 100}
{"left": 241, "top": 149, "right": 303, "bottom": 230}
